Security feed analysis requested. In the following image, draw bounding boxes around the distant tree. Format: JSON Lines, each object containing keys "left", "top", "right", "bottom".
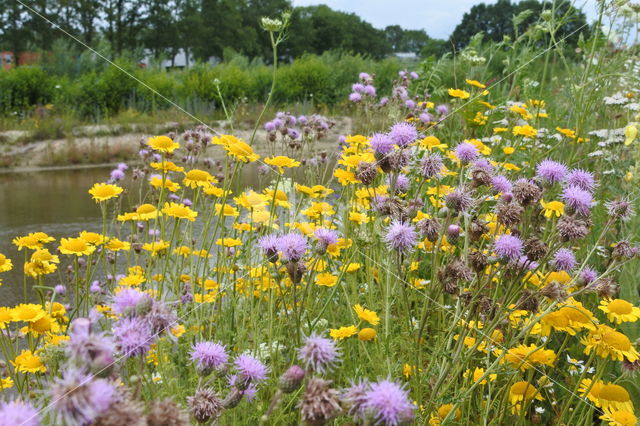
{"left": 449, "top": 0, "right": 589, "bottom": 50}
{"left": 103, "top": 0, "right": 145, "bottom": 56}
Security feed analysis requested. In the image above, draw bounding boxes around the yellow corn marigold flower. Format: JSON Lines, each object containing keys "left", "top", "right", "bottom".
{"left": 150, "top": 160, "right": 184, "bottom": 172}
{"left": 624, "top": 124, "right": 637, "bottom": 146}
{"left": 504, "top": 344, "right": 556, "bottom": 370}
{"left": 295, "top": 184, "right": 334, "bottom": 198}
{"left": 12, "top": 349, "right": 46, "bottom": 373}
{"left": 419, "top": 135, "right": 447, "bottom": 151}
{"left": 579, "top": 379, "right": 634, "bottom": 412}
{"left": 183, "top": 169, "right": 216, "bottom": 188}
{"left": 162, "top": 202, "right": 198, "bottom": 221}
{"left": 0, "top": 253, "right": 13, "bottom": 272}
{"left": 429, "top": 404, "right": 461, "bottom": 425}
{"left": 105, "top": 238, "right": 130, "bottom": 252}
{"left": 142, "top": 240, "right": 170, "bottom": 256}
{"left": 46, "top": 334, "right": 70, "bottom": 346}
{"left": 509, "top": 381, "right": 543, "bottom": 414}
{"left": 334, "top": 168, "right": 359, "bottom": 185}
{"left": 171, "top": 324, "right": 186, "bottom": 337}
{"left": 119, "top": 274, "right": 145, "bottom": 287}
{"left": 493, "top": 127, "right": 508, "bottom": 133}
{"left": 345, "top": 262, "right": 361, "bottom": 272}
{"left": 540, "top": 199, "right": 564, "bottom": 218}
{"left": 512, "top": 125, "right": 537, "bottom": 138}
{"left": 79, "top": 231, "right": 105, "bottom": 245}
{"left": 463, "top": 367, "right": 497, "bottom": 384}
{"left": 448, "top": 88, "right": 470, "bottom": 99}
{"left": 150, "top": 175, "right": 180, "bottom": 192}
{"left": 215, "top": 203, "right": 239, "bottom": 217}
{"left": 148, "top": 135, "right": 179, "bottom": 153}
{"left": 27, "top": 314, "right": 60, "bottom": 335}
{"left": 537, "top": 301, "right": 595, "bottom": 336}
{"left": 358, "top": 328, "right": 377, "bottom": 341}
{"left": 556, "top": 127, "right": 577, "bottom": 139}
{"left": 503, "top": 146, "right": 515, "bottom": 155}
{"left": 88, "top": 182, "right": 123, "bottom": 202}
{"left": 465, "top": 79, "right": 486, "bottom": 88}
{"left": 600, "top": 409, "right": 637, "bottom": 426}
{"left": 329, "top": 325, "right": 358, "bottom": 340}
{"left": 213, "top": 135, "right": 260, "bottom": 162}
{"left": 315, "top": 272, "right": 338, "bottom": 287}
{"left": 264, "top": 156, "right": 301, "bottom": 173}
{"left": 1, "top": 377, "right": 13, "bottom": 389}
{"left": 348, "top": 211, "right": 370, "bottom": 224}
{"left": 599, "top": 298, "right": 640, "bottom": 324}
{"left": 581, "top": 324, "right": 639, "bottom": 362}
{"left": 11, "top": 303, "right": 45, "bottom": 323}
{"left": 46, "top": 301, "right": 66, "bottom": 319}
{"left": 134, "top": 204, "right": 160, "bottom": 221}
{"left": 0, "top": 307, "right": 12, "bottom": 328}
{"left": 235, "top": 191, "right": 267, "bottom": 210}
{"left": 59, "top": 237, "right": 96, "bottom": 256}
{"left": 353, "top": 304, "right": 380, "bottom": 325}
{"left": 216, "top": 238, "right": 242, "bottom": 247}
{"left": 12, "top": 232, "right": 54, "bottom": 250}
{"left": 203, "top": 184, "right": 225, "bottom": 197}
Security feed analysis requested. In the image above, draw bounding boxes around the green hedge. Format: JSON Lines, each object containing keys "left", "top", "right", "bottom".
{"left": 0, "top": 52, "right": 407, "bottom": 119}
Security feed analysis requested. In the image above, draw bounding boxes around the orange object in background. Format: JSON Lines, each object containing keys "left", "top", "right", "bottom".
{"left": 1, "top": 51, "right": 44, "bottom": 69}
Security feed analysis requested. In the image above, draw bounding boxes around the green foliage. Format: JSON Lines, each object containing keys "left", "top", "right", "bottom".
{"left": 0, "top": 66, "right": 54, "bottom": 115}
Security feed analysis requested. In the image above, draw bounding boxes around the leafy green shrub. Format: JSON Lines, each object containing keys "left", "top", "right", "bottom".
{"left": 276, "top": 54, "right": 333, "bottom": 104}
{"left": 0, "top": 66, "right": 54, "bottom": 115}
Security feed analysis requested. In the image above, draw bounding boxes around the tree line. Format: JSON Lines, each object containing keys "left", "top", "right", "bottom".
{"left": 0, "top": 0, "right": 590, "bottom": 65}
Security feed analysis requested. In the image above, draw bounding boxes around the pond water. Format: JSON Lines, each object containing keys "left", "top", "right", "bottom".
{"left": 0, "top": 164, "right": 269, "bottom": 306}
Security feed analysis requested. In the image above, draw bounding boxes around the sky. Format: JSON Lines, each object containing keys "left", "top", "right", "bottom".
{"left": 291, "top": 0, "right": 600, "bottom": 39}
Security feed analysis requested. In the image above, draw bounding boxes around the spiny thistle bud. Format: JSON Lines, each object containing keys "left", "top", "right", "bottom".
{"left": 447, "top": 224, "right": 461, "bottom": 243}
{"left": 299, "top": 378, "right": 342, "bottom": 425}
{"left": 286, "top": 261, "right": 307, "bottom": 284}
{"left": 496, "top": 201, "right": 523, "bottom": 228}
{"left": 355, "top": 161, "right": 378, "bottom": 185}
{"left": 468, "top": 250, "right": 488, "bottom": 273}
{"left": 612, "top": 240, "right": 639, "bottom": 260}
{"left": 540, "top": 282, "right": 568, "bottom": 302}
{"left": 523, "top": 236, "right": 548, "bottom": 261}
{"left": 513, "top": 179, "right": 541, "bottom": 206}
{"left": 468, "top": 218, "right": 489, "bottom": 241}
{"left": 556, "top": 215, "right": 590, "bottom": 242}
{"left": 93, "top": 398, "right": 145, "bottom": 426}
{"left": 516, "top": 289, "right": 540, "bottom": 312}
{"left": 278, "top": 365, "right": 306, "bottom": 393}
{"left": 187, "top": 388, "right": 223, "bottom": 424}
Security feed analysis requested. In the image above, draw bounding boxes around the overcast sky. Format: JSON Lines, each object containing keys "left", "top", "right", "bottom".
{"left": 291, "top": 0, "right": 600, "bottom": 39}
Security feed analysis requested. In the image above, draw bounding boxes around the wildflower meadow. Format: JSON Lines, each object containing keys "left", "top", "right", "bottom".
{"left": 1, "top": 4, "right": 640, "bottom": 426}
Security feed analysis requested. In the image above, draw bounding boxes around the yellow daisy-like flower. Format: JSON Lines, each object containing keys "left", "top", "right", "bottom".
{"left": 329, "top": 325, "right": 358, "bottom": 340}
{"left": 357, "top": 328, "right": 377, "bottom": 341}
{"left": 508, "top": 381, "right": 543, "bottom": 414}
{"left": 599, "top": 298, "right": 640, "bottom": 324}
{"left": 581, "top": 324, "right": 639, "bottom": 362}
{"left": 353, "top": 304, "right": 380, "bottom": 325}
{"left": 183, "top": 169, "right": 216, "bottom": 188}
{"left": 88, "top": 182, "right": 123, "bottom": 202}
{"left": 1, "top": 377, "right": 13, "bottom": 389}
{"left": 315, "top": 272, "right": 338, "bottom": 287}
{"left": 216, "top": 238, "right": 242, "bottom": 247}
{"left": 171, "top": 324, "right": 186, "bottom": 338}
{"left": 134, "top": 204, "right": 160, "bottom": 221}
{"left": 150, "top": 175, "right": 180, "bottom": 192}
{"left": 579, "top": 379, "right": 634, "bottom": 412}
{"left": 512, "top": 125, "right": 537, "bottom": 138}
{"left": 59, "top": 237, "right": 96, "bottom": 256}
{"left": 142, "top": 240, "right": 170, "bottom": 256}
{"left": 12, "top": 232, "right": 54, "bottom": 251}
{"left": 12, "top": 349, "right": 46, "bottom": 373}
{"left": 79, "top": 231, "right": 105, "bottom": 245}
{"left": 600, "top": 409, "right": 637, "bottom": 426}
{"left": 448, "top": 88, "right": 470, "bottom": 99}
{"left": 463, "top": 367, "right": 497, "bottom": 385}
{"left": 429, "top": 404, "right": 461, "bottom": 425}
{"left": 11, "top": 303, "right": 45, "bottom": 323}
{"left": 213, "top": 135, "right": 260, "bottom": 163}
{"left": 148, "top": 135, "right": 179, "bottom": 153}
{"left": 465, "top": 79, "right": 486, "bottom": 89}
{"left": 503, "top": 146, "right": 515, "bottom": 155}
{"left": 119, "top": 274, "right": 145, "bottom": 287}
{"left": 0, "top": 307, "right": 12, "bottom": 328}
{"left": 105, "top": 238, "right": 131, "bottom": 252}
{"left": 28, "top": 314, "right": 60, "bottom": 335}
{"left": 264, "top": 156, "right": 301, "bottom": 174}
{"left": 504, "top": 344, "right": 556, "bottom": 371}
{"left": 540, "top": 199, "right": 564, "bottom": 218}
{"left": 162, "top": 202, "right": 198, "bottom": 221}
{"left": 0, "top": 253, "right": 12, "bottom": 272}
{"left": 556, "top": 127, "right": 577, "bottom": 139}
{"left": 150, "top": 160, "right": 184, "bottom": 173}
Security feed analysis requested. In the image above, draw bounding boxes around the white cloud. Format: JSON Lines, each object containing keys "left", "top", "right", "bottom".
{"left": 291, "top": 0, "right": 600, "bottom": 39}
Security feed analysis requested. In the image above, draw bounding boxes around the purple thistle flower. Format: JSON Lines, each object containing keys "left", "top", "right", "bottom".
{"left": 359, "top": 72, "right": 371, "bottom": 81}
{"left": 277, "top": 233, "right": 308, "bottom": 262}
{"left": 565, "top": 169, "right": 595, "bottom": 192}
{"left": 352, "top": 83, "right": 365, "bottom": 93}
{"left": 51, "top": 370, "right": 116, "bottom": 425}
{"left": 419, "top": 112, "right": 434, "bottom": 123}
{"left": 264, "top": 121, "right": 276, "bottom": 132}
{"left": 580, "top": 267, "right": 598, "bottom": 284}
{"left": 436, "top": 104, "right": 449, "bottom": 115}
{"left": 272, "top": 118, "right": 284, "bottom": 128}
{"left": 606, "top": 199, "right": 634, "bottom": 222}
{"left": 54, "top": 284, "right": 66, "bottom": 295}
{"left": 349, "top": 92, "right": 363, "bottom": 102}
{"left": 89, "top": 280, "right": 101, "bottom": 293}
{"left": 410, "top": 71, "right": 419, "bottom": 79}
{"left": 454, "top": 142, "right": 478, "bottom": 164}
{"left": 536, "top": 159, "right": 568, "bottom": 184}
{"left": 342, "top": 380, "right": 370, "bottom": 420}
{"left": 379, "top": 97, "right": 389, "bottom": 106}
{"left": 494, "top": 234, "right": 523, "bottom": 261}
{"left": 472, "top": 158, "right": 493, "bottom": 173}
{"left": 314, "top": 228, "right": 339, "bottom": 247}
{"left": 298, "top": 333, "right": 341, "bottom": 373}
{"left": 491, "top": 175, "right": 512, "bottom": 194}
{"left": 404, "top": 99, "right": 416, "bottom": 109}
{"left": 0, "top": 399, "right": 40, "bottom": 426}
{"left": 553, "top": 248, "right": 577, "bottom": 271}
{"left": 117, "top": 162, "right": 128, "bottom": 171}
{"left": 388, "top": 122, "right": 418, "bottom": 147}
{"left": 391, "top": 174, "right": 410, "bottom": 193}
{"left": 109, "top": 168, "right": 125, "bottom": 182}
{"left": 234, "top": 354, "right": 268, "bottom": 387}
{"left": 370, "top": 133, "right": 395, "bottom": 155}
{"left": 298, "top": 115, "right": 308, "bottom": 125}
{"left": 384, "top": 220, "right": 417, "bottom": 252}
{"left": 258, "top": 234, "right": 280, "bottom": 259}
{"left": 190, "top": 341, "right": 228, "bottom": 375}
{"left": 228, "top": 374, "right": 258, "bottom": 401}
{"left": 287, "top": 128, "right": 300, "bottom": 139}
{"left": 561, "top": 185, "right": 593, "bottom": 216}
{"left": 363, "top": 85, "right": 377, "bottom": 97}
{"left": 363, "top": 380, "right": 416, "bottom": 426}
{"left": 113, "top": 316, "right": 153, "bottom": 357}
{"left": 420, "top": 153, "right": 444, "bottom": 179}
{"left": 112, "top": 288, "right": 151, "bottom": 316}
{"left": 182, "top": 198, "right": 193, "bottom": 207}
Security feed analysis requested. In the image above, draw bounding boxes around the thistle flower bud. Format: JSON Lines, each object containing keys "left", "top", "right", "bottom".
{"left": 187, "top": 388, "right": 223, "bottom": 424}
{"left": 278, "top": 365, "right": 305, "bottom": 393}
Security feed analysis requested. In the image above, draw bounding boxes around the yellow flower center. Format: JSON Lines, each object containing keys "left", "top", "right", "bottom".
{"left": 185, "top": 169, "right": 210, "bottom": 181}
{"left": 603, "top": 331, "right": 631, "bottom": 351}
{"left": 608, "top": 299, "right": 633, "bottom": 315}
{"left": 137, "top": 204, "right": 156, "bottom": 214}
{"left": 599, "top": 384, "right": 630, "bottom": 402}
{"left": 66, "top": 239, "right": 88, "bottom": 252}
